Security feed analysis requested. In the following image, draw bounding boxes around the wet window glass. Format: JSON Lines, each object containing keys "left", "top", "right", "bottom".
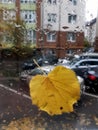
{"left": 0, "top": 0, "right": 98, "bottom": 129}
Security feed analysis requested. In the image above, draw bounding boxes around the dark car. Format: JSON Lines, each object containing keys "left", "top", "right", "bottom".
{"left": 21, "top": 58, "right": 43, "bottom": 70}
{"left": 63, "top": 58, "right": 98, "bottom": 93}
{"left": 83, "top": 67, "right": 98, "bottom": 93}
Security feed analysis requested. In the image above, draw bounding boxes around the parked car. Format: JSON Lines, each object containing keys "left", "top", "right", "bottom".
{"left": 63, "top": 58, "right": 98, "bottom": 78}
{"left": 21, "top": 54, "right": 58, "bottom": 70}
{"left": 19, "top": 65, "right": 85, "bottom": 92}
{"left": 62, "top": 58, "right": 98, "bottom": 93}
{"left": 75, "top": 53, "right": 98, "bottom": 60}
{"left": 57, "top": 58, "right": 70, "bottom": 65}
{"left": 21, "top": 58, "right": 43, "bottom": 70}
{"left": 65, "top": 53, "right": 98, "bottom": 67}
{"left": 83, "top": 67, "right": 98, "bottom": 93}
{"left": 20, "top": 65, "right": 55, "bottom": 81}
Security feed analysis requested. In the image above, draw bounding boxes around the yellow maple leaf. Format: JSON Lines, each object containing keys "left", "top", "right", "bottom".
{"left": 29, "top": 66, "right": 80, "bottom": 115}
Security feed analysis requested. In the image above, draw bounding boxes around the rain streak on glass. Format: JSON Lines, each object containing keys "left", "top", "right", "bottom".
{"left": 0, "top": 0, "right": 98, "bottom": 129}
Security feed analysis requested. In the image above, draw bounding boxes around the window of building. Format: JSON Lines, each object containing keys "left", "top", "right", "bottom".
{"left": 47, "top": 32, "right": 56, "bottom": 42}
{"left": 33, "top": 30, "right": 36, "bottom": 42}
{"left": 66, "top": 49, "right": 74, "bottom": 54}
{"left": 68, "top": 14, "right": 77, "bottom": 24}
{"left": 21, "top": 11, "right": 36, "bottom": 23}
{"left": 47, "top": 0, "right": 57, "bottom": 4}
{"left": 21, "top": 0, "right": 27, "bottom": 3}
{"left": 69, "top": 0, "right": 77, "bottom": 5}
{"left": 27, "top": 30, "right": 36, "bottom": 43}
{"left": 2, "top": 0, "right": 14, "bottom": 3}
{"left": 24, "top": 14, "right": 27, "bottom": 19}
{"left": 67, "top": 32, "right": 76, "bottom": 42}
{"left": 3, "top": 10, "right": 15, "bottom": 20}
{"left": 20, "top": 0, "right": 36, "bottom": 3}
{"left": 47, "top": 13, "right": 57, "bottom": 23}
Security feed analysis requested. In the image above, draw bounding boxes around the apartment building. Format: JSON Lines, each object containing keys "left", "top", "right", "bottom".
{"left": 0, "top": 0, "right": 36, "bottom": 43}
{"left": 36, "top": 0, "right": 86, "bottom": 58}
{"left": 0, "top": 0, "right": 86, "bottom": 58}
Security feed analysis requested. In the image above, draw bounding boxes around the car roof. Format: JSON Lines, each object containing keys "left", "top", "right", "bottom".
{"left": 77, "top": 59, "right": 98, "bottom": 61}
{"left": 80, "top": 53, "right": 98, "bottom": 56}
{"left": 69, "top": 58, "right": 98, "bottom": 68}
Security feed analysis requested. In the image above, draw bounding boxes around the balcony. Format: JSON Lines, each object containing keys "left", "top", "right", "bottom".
{"left": 20, "top": 4, "right": 36, "bottom": 11}
{"left": 0, "top": 3, "right": 15, "bottom": 10}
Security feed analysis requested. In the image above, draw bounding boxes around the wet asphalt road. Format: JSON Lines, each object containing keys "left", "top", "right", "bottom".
{"left": 0, "top": 78, "right": 98, "bottom": 129}
{"left": 0, "top": 79, "right": 38, "bottom": 124}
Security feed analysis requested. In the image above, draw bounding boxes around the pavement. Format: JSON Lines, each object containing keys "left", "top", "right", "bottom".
{"left": 0, "top": 77, "right": 98, "bottom": 130}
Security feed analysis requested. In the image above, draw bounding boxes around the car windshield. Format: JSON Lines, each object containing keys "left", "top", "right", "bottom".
{"left": 68, "top": 58, "right": 80, "bottom": 66}
{"left": 29, "top": 68, "right": 48, "bottom": 76}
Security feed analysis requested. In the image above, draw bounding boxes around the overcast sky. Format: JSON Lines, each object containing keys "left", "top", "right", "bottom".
{"left": 86, "top": 0, "right": 98, "bottom": 21}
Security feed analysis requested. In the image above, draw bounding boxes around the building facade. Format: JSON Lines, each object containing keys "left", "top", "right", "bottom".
{"left": 0, "top": 0, "right": 86, "bottom": 58}
{"left": 0, "top": 0, "right": 36, "bottom": 44}
{"left": 36, "top": 0, "right": 86, "bottom": 58}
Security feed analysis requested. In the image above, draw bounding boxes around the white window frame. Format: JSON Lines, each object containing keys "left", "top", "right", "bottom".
{"left": 47, "top": 0, "right": 57, "bottom": 4}
{"left": 2, "top": 0, "right": 14, "bottom": 3}
{"left": 47, "top": 32, "right": 56, "bottom": 42}
{"left": 66, "top": 49, "right": 74, "bottom": 54}
{"left": 21, "top": 10, "right": 36, "bottom": 23}
{"left": 47, "top": 13, "right": 57, "bottom": 23}
{"left": 69, "top": 0, "right": 77, "bottom": 5}
{"left": 27, "top": 30, "right": 36, "bottom": 42}
{"left": 20, "top": 0, "right": 36, "bottom": 3}
{"left": 68, "top": 14, "right": 77, "bottom": 24}
{"left": 67, "top": 32, "right": 76, "bottom": 42}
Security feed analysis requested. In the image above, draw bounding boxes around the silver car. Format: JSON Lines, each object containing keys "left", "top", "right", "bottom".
{"left": 19, "top": 65, "right": 85, "bottom": 92}
{"left": 20, "top": 65, "right": 55, "bottom": 81}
